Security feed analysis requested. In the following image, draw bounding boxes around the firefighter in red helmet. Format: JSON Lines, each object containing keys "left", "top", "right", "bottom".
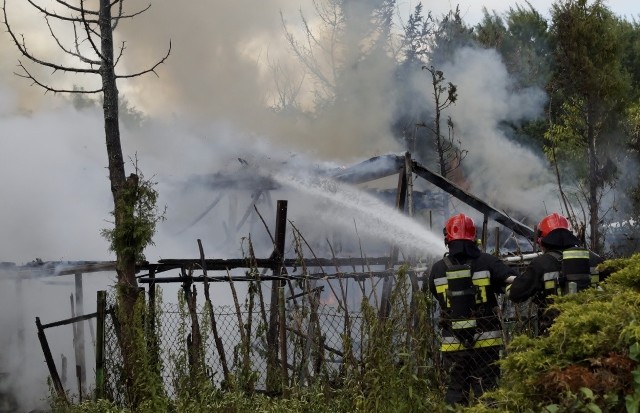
{"left": 425, "top": 213, "right": 518, "bottom": 406}
{"left": 509, "top": 213, "right": 605, "bottom": 334}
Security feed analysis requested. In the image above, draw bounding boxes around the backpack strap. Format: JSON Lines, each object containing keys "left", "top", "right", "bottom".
{"left": 547, "top": 250, "right": 563, "bottom": 262}
{"left": 443, "top": 255, "right": 455, "bottom": 268}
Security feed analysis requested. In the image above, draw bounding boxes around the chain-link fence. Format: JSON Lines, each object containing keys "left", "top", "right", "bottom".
{"left": 101, "top": 281, "right": 541, "bottom": 403}
{"left": 102, "top": 288, "right": 371, "bottom": 400}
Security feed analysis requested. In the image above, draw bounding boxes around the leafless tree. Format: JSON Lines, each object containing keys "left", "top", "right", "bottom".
{"left": 3, "top": 0, "right": 169, "bottom": 402}
{"left": 420, "top": 65, "right": 465, "bottom": 178}
{"left": 280, "top": 0, "right": 396, "bottom": 109}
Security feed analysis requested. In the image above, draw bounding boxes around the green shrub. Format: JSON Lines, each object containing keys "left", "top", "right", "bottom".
{"left": 470, "top": 253, "right": 640, "bottom": 412}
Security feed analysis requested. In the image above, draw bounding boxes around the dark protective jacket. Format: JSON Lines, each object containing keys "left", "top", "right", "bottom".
{"left": 427, "top": 240, "right": 518, "bottom": 351}
{"left": 509, "top": 229, "right": 605, "bottom": 304}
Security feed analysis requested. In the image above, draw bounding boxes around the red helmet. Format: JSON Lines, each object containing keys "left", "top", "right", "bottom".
{"left": 444, "top": 213, "right": 476, "bottom": 243}
{"left": 536, "top": 213, "right": 570, "bottom": 244}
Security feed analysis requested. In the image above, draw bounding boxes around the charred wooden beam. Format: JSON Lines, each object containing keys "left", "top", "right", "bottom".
{"left": 154, "top": 256, "right": 393, "bottom": 271}
{"left": 40, "top": 312, "right": 98, "bottom": 330}
{"left": 36, "top": 317, "right": 67, "bottom": 403}
{"left": 411, "top": 160, "right": 535, "bottom": 239}
{"left": 331, "top": 154, "right": 404, "bottom": 184}
{"left": 190, "top": 170, "right": 281, "bottom": 191}
{"left": 137, "top": 270, "right": 428, "bottom": 284}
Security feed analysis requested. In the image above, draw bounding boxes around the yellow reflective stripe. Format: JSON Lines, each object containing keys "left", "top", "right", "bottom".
{"left": 451, "top": 320, "right": 476, "bottom": 329}
{"left": 472, "top": 271, "right": 490, "bottom": 303}
{"left": 435, "top": 284, "right": 449, "bottom": 308}
{"left": 475, "top": 338, "right": 502, "bottom": 348}
{"left": 544, "top": 271, "right": 558, "bottom": 293}
{"left": 446, "top": 269, "right": 471, "bottom": 279}
{"left": 435, "top": 285, "right": 448, "bottom": 295}
{"left": 441, "top": 331, "right": 501, "bottom": 344}
{"left": 563, "top": 250, "right": 590, "bottom": 260}
{"left": 440, "top": 337, "right": 503, "bottom": 352}
{"left": 441, "top": 343, "right": 466, "bottom": 351}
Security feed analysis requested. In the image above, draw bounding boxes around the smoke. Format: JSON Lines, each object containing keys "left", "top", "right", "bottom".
{"left": 0, "top": 2, "right": 565, "bottom": 410}
{"left": 438, "top": 47, "right": 558, "bottom": 221}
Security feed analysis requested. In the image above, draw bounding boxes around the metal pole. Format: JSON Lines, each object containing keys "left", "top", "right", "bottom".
{"left": 405, "top": 152, "right": 414, "bottom": 217}
{"left": 95, "top": 291, "right": 106, "bottom": 400}
{"left": 36, "top": 317, "right": 67, "bottom": 403}
{"left": 380, "top": 161, "right": 407, "bottom": 320}
{"left": 482, "top": 215, "right": 488, "bottom": 253}
{"left": 278, "top": 286, "right": 288, "bottom": 395}
{"left": 74, "top": 273, "right": 86, "bottom": 391}
{"left": 268, "top": 200, "right": 288, "bottom": 393}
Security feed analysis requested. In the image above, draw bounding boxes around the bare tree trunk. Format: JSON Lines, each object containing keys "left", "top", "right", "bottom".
{"left": 4, "top": 0, "right": 169, "bottom": 404}
{"left": 99, "top": 0, "right": 138, "bottom": 296}
{"left": 98, "top": 1, "right": 141, "bottom": 404}
{"left": 587, "top": 110, "right": 600, "bottom": 252}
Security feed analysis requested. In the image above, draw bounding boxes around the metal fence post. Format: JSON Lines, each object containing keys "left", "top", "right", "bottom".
{"left": 35, "top": 317, "right": 67, "bottom": 403}
{"left": 74, "top": 273, "right": 86, "bottom": 392}
{"left": 95, "top": 290, "right": 106, "bottom": 400}
{"left": 278, "top": 286, "right": 288, "bottom": 394}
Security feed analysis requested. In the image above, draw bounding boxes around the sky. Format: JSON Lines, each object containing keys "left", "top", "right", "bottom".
{"left": 0, "top": 1, "right": 638, "bottom": 409}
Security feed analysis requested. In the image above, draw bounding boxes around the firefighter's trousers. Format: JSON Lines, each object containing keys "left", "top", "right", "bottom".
{"left": 442, "top": 346, "right": 501, "bottom": 406}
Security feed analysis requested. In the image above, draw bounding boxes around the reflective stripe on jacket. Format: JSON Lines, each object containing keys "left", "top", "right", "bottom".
{"left": 440, "top": 330, "right": 503, "bottom": 352}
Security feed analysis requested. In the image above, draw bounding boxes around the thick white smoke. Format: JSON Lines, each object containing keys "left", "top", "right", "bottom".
{"left": 428, "top": 47, "right": 559, "bottom": 220}
{"left": 0, "top": 1, "right": 584, "bottom": 410}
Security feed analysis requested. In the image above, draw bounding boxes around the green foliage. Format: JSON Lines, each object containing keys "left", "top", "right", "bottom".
{"left": 475, "top": 4, "right": 551, "bottom": 89}
{"left": 171, "top": 288, "right": 219, "bottom": 410}
{"left": 551, "top": 0, "right": 630, "bottom": 104}
{"left": 330, "top": 266, "right": 442, "bottom": 412}
{"left": 602, "top": 253, "right": 640, "bottom": 291}
{"left": 626, "top": 342, "right": 640, "bottom": 413}
{"left": 57, "top": 254, "right": 640, "bottom": 412}
{"left": 116, "top": 290, "right": 168, "bottom": 411}
{"left": 470, "top": 254, "right": 640, "bottom": 412}
{"left": 51, "top": 399, "right": 128, "bottom": 413}
{"left": 619, "top": 19, "right": 640, "bottom": 100}
{"left": 544, "top": 98, "right": 588, "bottom": 176}
{"left": 101, "top": 162, "right": 166, "bottom": 262}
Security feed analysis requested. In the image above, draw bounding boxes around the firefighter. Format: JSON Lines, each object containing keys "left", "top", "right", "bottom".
{"left": 508, "top": 212, "right": 605, "bottom": 334}
{"left": 426, "top": 213, "right": 518, "bottom": 406}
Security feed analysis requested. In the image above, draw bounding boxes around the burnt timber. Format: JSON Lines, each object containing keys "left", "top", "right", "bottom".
{"left": 331, "top": 153, "right": 534, "bottom": 240}
{"left": 0, "top": 152, "right": 535, "bottom": 283}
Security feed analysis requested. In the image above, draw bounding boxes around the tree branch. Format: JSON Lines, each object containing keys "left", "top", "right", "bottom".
{"left": 116, "top": 40, "right": 171, "bottom": 79}
{"left": 111, "top": 0, "right": 124, "bottom": 31}
{"left": 114, "top": 41, "right": 126, "bottom": 67}
{"left": 113, "top": 3, "right": 151, "bottom": 31}
{"left": 3, "top": 0, "right": 104, "bottom": 74}
{"left": 80, "top": 0, "right": 105, "bottom": 62}
{"left": 3, "top": 2, "right": 100, "bottom": 74}
{"left": 27, "top": 0, "right": 98, "bottom": 23}
{"left": 54, "top": 0, "right": 98, "bottom": 15}
{"left": 45, "top": 16, "right": 99, "bottom": 66}
{"left": 15, "top": 61, "right": 103, "bottom": 94}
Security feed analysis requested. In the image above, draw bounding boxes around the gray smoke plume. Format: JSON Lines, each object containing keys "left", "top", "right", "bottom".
{"left": 0, "top": 2, "right": 572, "bottom": 410}
{"left": 437, "top": 47, "right": 557, "bottom": 220}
